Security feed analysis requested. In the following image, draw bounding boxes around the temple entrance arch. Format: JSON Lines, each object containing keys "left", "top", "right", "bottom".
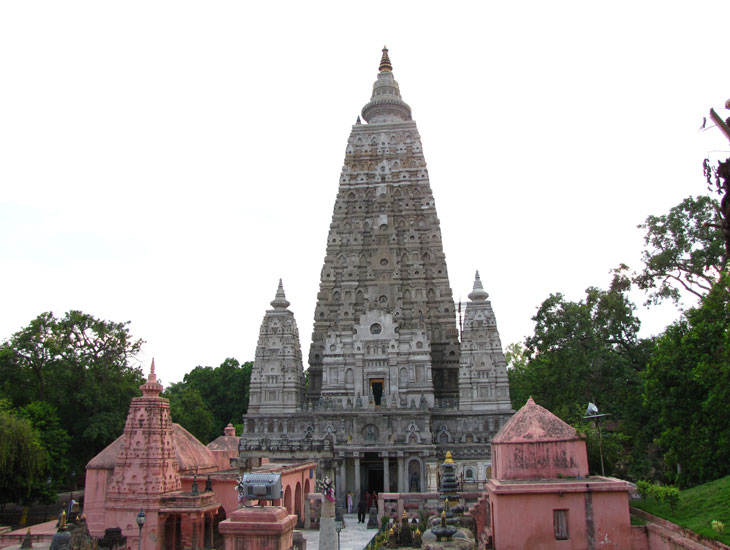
{"left": 361, "top": 452, "right": 384, "bottom": 493}
{"left": 295, "top": 482, "right": 302, "bottom": 521}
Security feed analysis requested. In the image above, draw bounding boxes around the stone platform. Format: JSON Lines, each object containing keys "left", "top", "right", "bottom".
{"left": 299, "top": 514, "right": 377, "bottom": 550}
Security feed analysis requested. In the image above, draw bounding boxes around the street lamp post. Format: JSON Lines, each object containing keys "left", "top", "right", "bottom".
{"left": 136, "top": 509, "right": 146, "bottom": 550}
{"left": 584, "top": 403, "right": 611, "bottom": 477}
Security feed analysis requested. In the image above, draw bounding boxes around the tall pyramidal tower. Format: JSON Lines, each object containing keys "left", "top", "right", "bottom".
{"left": 240, "top": 48, "right": 513, "bottom": 497}
{"left": 307, "top": 47, "right": 461, "bottom": 408}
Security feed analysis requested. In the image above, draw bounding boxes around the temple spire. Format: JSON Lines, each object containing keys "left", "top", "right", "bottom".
{"left": 361, "top": 47, "right": 411, "bottom": 123}
{"left": 271, "top": 278, "right": 291, "bottom": 310}
{"left": 379, "top": 45, "right": 393, "bottom": 72}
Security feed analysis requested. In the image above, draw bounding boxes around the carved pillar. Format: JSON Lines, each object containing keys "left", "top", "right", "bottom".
{"left": 354, "top": 456, "right": 361, "bottom": 499}
{"left": 319, "top": 461, "right": 337, "bottom": 550}
{"left": 397, "top": 456, "right": 405, "bottom": 493}
{"left": 338, "top": 458, "right": 347, "bottom": 508}
{"left": 383, "top": 456, "right": 390, "bottom": 493}
{"left": 427, "top": 462, "right": 439, "bottom": 492}
{"left": 304, "top": 498, "right": 311, "bottom": 529}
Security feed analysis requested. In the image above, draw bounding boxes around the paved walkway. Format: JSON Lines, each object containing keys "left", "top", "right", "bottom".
{"left": 299, "top": 514, "right": 378, "bottom": 550}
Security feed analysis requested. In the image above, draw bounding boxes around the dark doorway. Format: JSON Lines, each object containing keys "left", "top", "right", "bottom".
{"left": 368, "top": 468, "right": 384, "bottom": 493}
{"left": 370, "top": 378, "right": 384, "bottom": 406}
{"left": 362, "top": 452, "right": 384, "bottom": 493}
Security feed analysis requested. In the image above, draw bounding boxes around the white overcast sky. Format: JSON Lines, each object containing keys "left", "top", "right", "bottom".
{"left": 2, "top": 1, "right": 729, "bottom": 386}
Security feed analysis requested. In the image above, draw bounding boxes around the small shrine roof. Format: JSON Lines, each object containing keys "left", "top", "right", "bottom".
{"left": 173, "top": 424, "right": 218, "bottom": 473}
{"left": 492, "top": 397, "right": 579, "bottom": 444}
{"left": 207, "top": 434, "right": 240, "bottom": 452}
{"left": 87, "top": 424, "right": 218, "bottom": 472}
{"left": 87, "top": 434, "right": 124, "bottom": 469}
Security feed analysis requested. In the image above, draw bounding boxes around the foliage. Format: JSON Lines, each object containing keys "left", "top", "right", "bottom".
{"left": 634, "top": 195, "right": 725, "bottom": 304}
{"left": 508, "top": 269, "right": 657, "bottom": 478}
{"left": 163, "top": 358, "right": 252, "bottom": 442}
{"left": 636, "top": 480, "right": 651, "bottom": 500}
{"left": 703, "top": 157, "right": 730, "bottom": 261}
{"left": 0, "top": 311, "right": 144, "bottom": 479}
{"left": 18, "top": 401, "right": 71, "bottom": 504}
{"left": 635, "top": 481, "right": 680, "bottom": 510}
{"left": 164, "top": 384, "right": 216, "bottom": 443}
{"left": 0, "top": 400, "right": 49, "bottom": 506}
{"left": 509, "top": 269, "right": 645, "bottom": 415}
{"left": 572, "top": 418, "right": 629, "bottom": 477}
{"left": 643, "top": 276, "right": 730, "bottom": 487}
{"left": 632, "top": 475, "right": 730, "bottom": 544}
{"left": 712, "top": 520, "right": 726, "bottom": 534}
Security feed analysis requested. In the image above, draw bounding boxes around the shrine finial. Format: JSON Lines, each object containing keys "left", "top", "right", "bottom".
{"left": 379, "top": 46, "right": 393, "bottom": 72}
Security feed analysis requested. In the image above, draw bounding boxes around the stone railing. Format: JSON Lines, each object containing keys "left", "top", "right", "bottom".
{"left": 630, "top": 507, "right": 730, "bottom": 550}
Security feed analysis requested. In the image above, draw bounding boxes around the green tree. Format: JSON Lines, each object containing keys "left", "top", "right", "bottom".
{"left": 164, "top": 384, "right": 216, "bottom": 443}
{"left": 635, "top": 195, "right": 725, "bottom": 305}
{"left": 0, "top": 400, "right": 49, "bottom": 506}
{"left": 0, "top": 311, "right": 144, "bottom": 478}
{"left": 19, "top": 401, "right": 71, "bottom": 504}
{"left": 176, "top": 358, "right": 253, "bottom": 433}
{"left": 644, "top": 276, "right": 730, "bottom": 487}
{"left": 508, "top": 269, "right": 654, "bottom": 477}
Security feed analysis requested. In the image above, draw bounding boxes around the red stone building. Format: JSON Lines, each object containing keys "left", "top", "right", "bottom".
{"left": 484, "top": 397, "right": 633, "bottom": 549}
{"left": 84, "top": 362, "right": 315, "bottom": 550}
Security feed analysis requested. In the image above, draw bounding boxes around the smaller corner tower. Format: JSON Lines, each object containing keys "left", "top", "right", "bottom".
{"left": 458, "top": 272, "right": 512, "bottom": 412}
{"left": 248, "top": 280, "right": 305, "bottom": 414}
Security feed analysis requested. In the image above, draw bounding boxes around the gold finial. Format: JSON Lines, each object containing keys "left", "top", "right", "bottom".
{"left": 379, "top": 46, "right": 393, "bottom": 72}
{"left": 403, "top": 510, "right": 408, "bottom": 519}
{"left": 444, "top": 451, "right": 454, "bottom": 464}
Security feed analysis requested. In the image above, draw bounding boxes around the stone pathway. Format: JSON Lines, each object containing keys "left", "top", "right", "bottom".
{"left": 299, "top": 514, "right": 378, "bottom": 550}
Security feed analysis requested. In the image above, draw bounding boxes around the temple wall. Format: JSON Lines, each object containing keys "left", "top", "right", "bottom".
{"left": 489, "top": 485, "right": 632, "bottom": 550}
{"left": 83, "top": 468, "right": 111, "bottom": 536}
{"left": 631, "top": 508, "right": 730, "bottom": 550}
{"left": 491, "top": 491, "right": 588, "bottom": 550}
{"left": 492, "top": 440, "right": 588, "bottom": 480}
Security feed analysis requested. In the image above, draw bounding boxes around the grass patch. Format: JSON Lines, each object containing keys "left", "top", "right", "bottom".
{"left": 632, "top": 475, "right": 730, "bottom": 544}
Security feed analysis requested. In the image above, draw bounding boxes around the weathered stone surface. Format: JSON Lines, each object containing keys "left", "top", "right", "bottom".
{"left": 492, "top": 397, "right": 578, "bottom": 444}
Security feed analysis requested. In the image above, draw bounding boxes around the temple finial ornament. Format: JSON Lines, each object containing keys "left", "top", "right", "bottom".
{"left": 140, "top": 358, "right": 163, "bottom": 397}
{"left": 467, "top": 270, "right": 489, "bottom": 302}
{"left": 379, "top": 45, "right": 392, "bottom": 72}
{"left": 270, "top": 279, "right": 291, "bottom": 310}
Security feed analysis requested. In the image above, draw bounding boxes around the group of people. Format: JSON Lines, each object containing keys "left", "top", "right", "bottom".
{"left": 356, "top": 491, "right": 378, "bottom": 523}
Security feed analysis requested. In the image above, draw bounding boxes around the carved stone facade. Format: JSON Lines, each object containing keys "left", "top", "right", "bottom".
{"left": 239, "top": 48, "right": 513, "bottom": 501}
{"left": 248, "top": 280, "right": 306, "bottom": 415}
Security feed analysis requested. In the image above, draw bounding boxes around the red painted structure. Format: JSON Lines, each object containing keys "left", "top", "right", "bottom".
{"left": 483, "top": 397, "right": 633, "bottom": 550}
{"left": 84, "top": 362, "right": 315, "bottom": 550}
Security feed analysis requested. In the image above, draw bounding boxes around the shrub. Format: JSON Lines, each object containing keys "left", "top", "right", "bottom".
{"left": 637, "top": 480, "right": 651, "bottom": 500}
